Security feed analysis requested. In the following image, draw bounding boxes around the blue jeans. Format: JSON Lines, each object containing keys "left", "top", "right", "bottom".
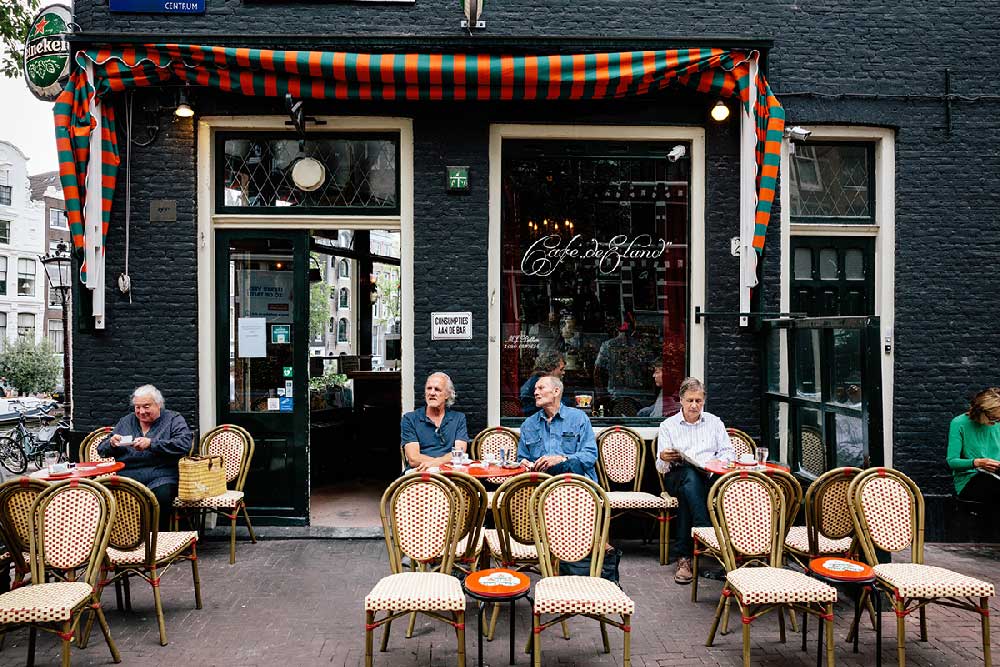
{"left": 664, "top": 465, "right": 712, "bottom": 558}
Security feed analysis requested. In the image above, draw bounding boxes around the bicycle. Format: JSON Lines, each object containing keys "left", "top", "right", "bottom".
{"left": 0, "top": 405, "right": 69, "bottom": 475}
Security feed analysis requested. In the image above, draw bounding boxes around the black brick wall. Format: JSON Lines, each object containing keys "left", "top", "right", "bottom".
{"left": 70, "top": 0, "right": 1000, "bottom": 537}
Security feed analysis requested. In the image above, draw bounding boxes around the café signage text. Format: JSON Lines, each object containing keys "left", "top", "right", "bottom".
{"left": 110, "top": 0, "right": 205, "bottom": 13}
{"left": 521, "top": 234, "right": 670, "bottom": 277}
{"left": 432, "top": 312, "right": 472, "bottom": 340}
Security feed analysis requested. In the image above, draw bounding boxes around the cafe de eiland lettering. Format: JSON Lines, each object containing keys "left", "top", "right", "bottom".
{"left": 521, "top": 234, "right": 671, "bottom": 277}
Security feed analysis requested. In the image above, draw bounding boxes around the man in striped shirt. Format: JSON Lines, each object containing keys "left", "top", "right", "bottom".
{"left": 655, "top": 377, "right": 734, "bottom": 584}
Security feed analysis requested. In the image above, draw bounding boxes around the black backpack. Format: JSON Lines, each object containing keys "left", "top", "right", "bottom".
{"left": 558, "top": 548, "right": 622, "bottom": 587}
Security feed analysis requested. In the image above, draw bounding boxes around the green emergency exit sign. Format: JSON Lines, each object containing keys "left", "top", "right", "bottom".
{"left": 446, "top": 165, "right": 469, "bottom": 192}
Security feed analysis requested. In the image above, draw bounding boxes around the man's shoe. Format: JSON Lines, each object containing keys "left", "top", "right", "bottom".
{"left": 674, "top": 557, "right": 693, "bottom": 585}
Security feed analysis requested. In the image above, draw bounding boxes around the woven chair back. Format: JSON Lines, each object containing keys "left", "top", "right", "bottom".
{"left": 493, "top": 472, "right": 550, "bottom": 563}
{"left": 440, "top": 470, "right": 488, "bottom": 562}
{"left": 30, "top": 478, "right": 115, "bottom": 588}
{"left": 472, "top": 427, "right": 519, "bottom": 484}
{"left": 764, "top": 468, "right": 803, "bottom": 536}
{"left": 200, "top": 424, "right": 255, "bottom": 489}
{"left": 379, "top": 472, "right": 461, "bottom": 573}
{"left": 530, "top": 474, "right": 611, "bottom": 577}
{"left": 806, "top": 467, "right": 861, "bottom": 545}
{"left": 97, "top": 475, "right": 159, "bottom": 564}
{"left": 727, "top": 428, "right": 757, "bottom": 459}
{"left": 708, "top": 471, "right": 784, "bottom": 570}
{"left": 79, "top": 426, "right": 115, "bottom": 463}
{"left": 800, "top": 426, "right": 826, "bottom": 477}
{"left": 596, "top": 425, "right": 645, "bottom": 489}
{"left": 849, "top": 467, "right": 923, "bottom": 564}
{"left": 0, "top": 478, "right": 49, "bottom": 573}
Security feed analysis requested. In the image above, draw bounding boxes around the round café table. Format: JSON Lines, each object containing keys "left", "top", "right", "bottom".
{"left": 29, "top": 461, "right": 124, "bottom": 482}
{"left": 441, "top": 462, "right": 527, "bottom": 479}
{"left": 703, "top": 459, "right": 790, "bottom": 476}
{"left": 805, "top": 556, "right": 881, "bottom": 667}
{"left": 463, "top": 567, "right": 532, "bottom": 666}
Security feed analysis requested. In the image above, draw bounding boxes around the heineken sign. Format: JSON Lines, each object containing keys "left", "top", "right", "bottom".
{"left": 23, "top": 4, "right": 72, "bottom": 102}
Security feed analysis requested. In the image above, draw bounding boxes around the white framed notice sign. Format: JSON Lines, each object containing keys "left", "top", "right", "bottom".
{"left": 431, "top": 312, "right": 472, "bottom": 340}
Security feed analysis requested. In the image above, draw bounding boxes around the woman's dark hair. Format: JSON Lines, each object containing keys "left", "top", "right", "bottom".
{"left": 532, "top": 350, "right": 564, "bottom": 375}
{"left": 968, "top": 387, "right": 1000, "bottom": 425}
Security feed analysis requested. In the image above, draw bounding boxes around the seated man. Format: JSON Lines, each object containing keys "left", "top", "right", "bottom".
{"left": 655, "top": 377, "right": 735, "bottom": 585}
{"left": 98, "top": 384, "right": 193, "bottom": 528}
{"left": 400, "top": 372, "right": 469, "bottom": 472}
{"left": 518, "top": 375, "right": 597, "bottom": 481}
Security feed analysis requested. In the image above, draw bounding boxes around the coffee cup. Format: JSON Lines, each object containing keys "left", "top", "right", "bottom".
{"left": 50, "top": 463, "right": 69, "bottom": 474}
{"left": 738, "top": 453, "right": 756, "bottom": 465}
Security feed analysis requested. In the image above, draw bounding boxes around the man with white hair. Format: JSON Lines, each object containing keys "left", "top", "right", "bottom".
{"left": 400, "top": 372, "right": 469, "bottom": 472}
{"left": 517, "top": 375, "right": 598, "bottom": 481}
{"left": 98, "top": 384, "right": 193, "bottom": 525}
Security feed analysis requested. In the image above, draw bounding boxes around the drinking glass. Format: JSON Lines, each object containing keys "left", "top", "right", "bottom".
{"left": 44, "top": 450, "right": 60, "bottom": 472}
{"left": 451, "top": 447, "right": 463, "bottom": 467}
{"left": 499, "top": 442, "right": 511, "bottom": 465}
{"left": 756, "top": 446, "right": 770, "bottom": 468}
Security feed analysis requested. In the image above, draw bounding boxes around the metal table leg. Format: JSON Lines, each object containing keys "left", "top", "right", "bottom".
{"left": 478, "top": 599, "right": 485, "bottom": 667}
{"left": 875, "top": 583, "right": 882, "bottom": 667}
{"left": 816, "top": 605, "right": 823, "bottom": 667}
{"left": 801, "top": 607, "right": 808, "bottom": 652}
{"left": 853, "top": 585, "right": 862, "bottom": 653}
{"left": 509, "top": 598, "right": 516, "bottom": 664}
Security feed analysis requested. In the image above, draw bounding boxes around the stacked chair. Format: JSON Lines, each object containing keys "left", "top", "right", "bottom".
{"left": 784, "top": 466, "right": 862, "bottom": 569}
{"left": 595, "top": 426, "right": 676, "bottom": 565}
{"left": 849, "top": 467, "right": 994, "bottom": 666}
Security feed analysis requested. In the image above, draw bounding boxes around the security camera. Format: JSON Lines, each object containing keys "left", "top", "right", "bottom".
{"left": 784, "top": 126, "right": 812, "bottom": 141}
{"left": 667, "top": 145, "right": 686, "bottom": 162}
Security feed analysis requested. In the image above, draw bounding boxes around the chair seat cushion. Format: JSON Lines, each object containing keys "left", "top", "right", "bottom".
{"left": 483, "top": 529, "right": 538, "bottom": 562}
{"left": 692, "top": 526, "right": 720, "bottom": 550}
{"left": 873, "top": 563, "right": 995, "bottom": 599}
{"left": 106, "top": 531, "right": 198, "bottom": 566}
{"left": 659, "top": 492, "right": 680, "bottom": 507}
{"left": 534, "top": 575, "right": 635, "bottom": 616}
{"left": 783, "top": 526, "right": 853, "bottom": 555}
{"left": 173, "top": 490, "right": 244, "bottom": 508}
{"left": 727, "top": 567, "right": 837, "bottom": 605}
{"left": 0, "top": 582, "right": 93, "bottom": 623}
{"left": 606, "top": 491, "right": 675, "bottom": 510}
{"left": 364, "top": 571, "right": 465, "bottom": 612}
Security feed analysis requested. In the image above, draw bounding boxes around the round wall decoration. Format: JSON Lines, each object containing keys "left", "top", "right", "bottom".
{"left": 291, "top": 157, "right": 326, "bottom": 192}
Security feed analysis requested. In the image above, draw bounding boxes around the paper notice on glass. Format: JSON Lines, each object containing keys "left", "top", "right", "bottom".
{"left": 237, "top": 317, "right": 267, "bottom": 358}
{"left": 267, "top": 397, "right": 280, "bottom": 411}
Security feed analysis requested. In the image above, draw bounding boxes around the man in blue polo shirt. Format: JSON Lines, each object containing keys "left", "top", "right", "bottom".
{"left": 400, "top": 372, "right": 469, "bottom": 472}
{"left": 518, "top": 375, "right": 597, "bottom": 481}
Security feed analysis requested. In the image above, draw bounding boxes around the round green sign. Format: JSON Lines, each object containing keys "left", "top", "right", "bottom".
{"left": 23, "top": 4, "right": 73, "bottom": 102}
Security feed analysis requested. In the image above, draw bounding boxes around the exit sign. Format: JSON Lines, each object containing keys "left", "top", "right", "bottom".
{"left": 446, "top": 165, "right": 469, "bottom": 192}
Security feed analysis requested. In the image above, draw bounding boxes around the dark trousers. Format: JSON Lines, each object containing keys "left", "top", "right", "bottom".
{"left": 151, "top": 483, "right": 179, "bottom": 531}
{"left": 664, "top": 464, "right": 712, "bottom": 558}
{"left": 959, "top": 472, "right": 1000, "bottom": 504}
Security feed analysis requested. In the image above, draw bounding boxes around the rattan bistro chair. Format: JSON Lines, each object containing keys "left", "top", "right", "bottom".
{"left": 471, "top": 427, "right": 520, "bottom": 491}
{"left": 530, "top": 474, "right": 635, "bottom": 667}
{"left": 705, "top": 471, "right": 837, "bottom": 667}
{"left": 0, "top": 479, "right": 121, "bottom": 666}
{"left": 79, "top": 427, "right": 115, "bottom": 464}
{"left": 85, "top": 476, "right": 200, "bottom": 647}
{"left": 172, "top": 424, "right": 257, "bottom": 565}
{"left": 364, "top": 472, "right": 467, "bottom": 667}
{"left": 0, "top": 478, "right": 50, "bottom": 589}
{"left": 596, "top": 426, "right": 675, "bottom": 565}
{"left": 849, "top": 467, "right": 995, "bottom": 667}
{"left": 440, "top": 470, "right": 488, "bottom": 574}
{"left": 726, "top": 428, "right": 757, "bottom": 459}
{"left": 784, "top": 467, "right": 861, "bottom": 570}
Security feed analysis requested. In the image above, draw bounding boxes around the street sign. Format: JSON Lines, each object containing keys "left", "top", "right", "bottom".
{"left": 110, "top": 0, "right": 205, "bottom": 13}
{"left": 431, "top": 312, "right": 472, "bottom": 340}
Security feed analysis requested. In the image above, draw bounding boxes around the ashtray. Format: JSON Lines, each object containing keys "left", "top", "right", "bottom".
{"left": 501, "top": 461, "right": 521, "bottom": 469}
{"left": 96, "top": 462, "right": 117, "bottom": 468}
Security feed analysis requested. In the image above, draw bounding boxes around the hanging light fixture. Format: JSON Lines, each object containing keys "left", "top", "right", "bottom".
{"left": 710, "top": 100, "right": 730, "bottom": 122}
{"left": 174, "top": 87, "right": 194, "bottom": 118}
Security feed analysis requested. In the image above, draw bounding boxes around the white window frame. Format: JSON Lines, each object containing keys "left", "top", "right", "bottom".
{"left": 780, "top": 125, "right": 895, "bottom": 466}
{"left": 17, "top": 258, "right": 35, "bottom": 297}
{"left": 17, "top": 312, "right": 35, "bottom": 341}
{"left": 0, "top": 220, "right": 9, "bottom": 244}
{"left": 488, "top": 124, "right": 707, "bottom": 439}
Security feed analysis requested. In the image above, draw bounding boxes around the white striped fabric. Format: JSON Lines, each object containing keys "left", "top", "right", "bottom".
{"left": 654, "top": 411, "right": 734, "bottom": 475}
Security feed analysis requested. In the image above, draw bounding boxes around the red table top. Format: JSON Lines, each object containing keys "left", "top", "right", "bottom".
{"left": 464, "top": 568, "right": 531, "bottom": 598}
{"left": 809, "top": 556, "right": 875, "bottom": 582}
{"left": 703, "top": 460, "right": 790, "bottom": 476}
{"left": 442, "top": 462, "right": 527, "bottom": 478}
{"left": 30, "top": 461, "right": 124, "bottom": 481}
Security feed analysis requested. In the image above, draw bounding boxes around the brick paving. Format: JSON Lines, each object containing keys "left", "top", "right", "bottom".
{"left": 3, "top": 537, "right": 998, "bottom": 666}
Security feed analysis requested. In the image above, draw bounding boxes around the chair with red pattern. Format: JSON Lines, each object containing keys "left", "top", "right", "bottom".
{"left": 849, "top": 467, "right": 995, "bottom": 666}
{"left": 172, "top": 424, "right": 257, "bottom": 565}
{"left": 596, "top": 426, "right": 676, "bottom": 565}
{"left": 0, "top": 478, "right": 121, "bottom": 665}
{"left": 784, "top": 466, "right": 862, "bottom": 570}
{"left": 726, "top": 428, "right": 757, "bottom": 460}
{"left": 705, "top": 470, "right": 837, "bottom": 667}
{"left": 78, "top": 426, "right": 115, "bottom": 464}
{"left": 470, "top": 426, "right": 520, "bottom": 491}
{"left": 0, "top": 477, "right": 51, "bottom": 589}
{"left": 530, "top": 473, "right": 635, "bottom": 667}
{"left": 364, "top": 472, "right": 466, "bottom": 667}
{"left": 83, "top": 475, "right": 201, "bottom": 647}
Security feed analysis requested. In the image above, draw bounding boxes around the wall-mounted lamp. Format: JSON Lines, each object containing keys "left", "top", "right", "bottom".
{"left": 174, "top": 86, "right": 194, "bottom": 118}
{"left": 710, "top": 100, "right": 731, "bottom": 122}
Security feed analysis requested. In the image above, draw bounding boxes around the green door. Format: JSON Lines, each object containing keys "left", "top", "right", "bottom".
{"left": 216, "top": 230, "right": 310, "bottom": 525}
{"left": 790, "top": 237, "right": 875, "bottom": 317}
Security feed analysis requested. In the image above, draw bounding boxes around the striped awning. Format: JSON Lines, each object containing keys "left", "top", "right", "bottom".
{"left": 54, "top": 45, "right": 784, "bottom": 323}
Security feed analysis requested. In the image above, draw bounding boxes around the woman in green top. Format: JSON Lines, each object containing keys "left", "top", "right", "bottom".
{"left": 947, "top": 387, "right": 1000, "bottom": 502}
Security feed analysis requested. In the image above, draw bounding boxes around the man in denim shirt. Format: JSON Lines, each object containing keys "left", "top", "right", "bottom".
{"left": 517, "top": 376, "right": 597, "bottom": 481}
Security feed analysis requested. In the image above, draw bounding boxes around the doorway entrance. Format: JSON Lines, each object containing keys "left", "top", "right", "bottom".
{"left": 216, "top": 229, "right": 401, "bottom": 527}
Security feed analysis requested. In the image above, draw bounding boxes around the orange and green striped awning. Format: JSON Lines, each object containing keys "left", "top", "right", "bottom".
{"left": 55, "top": 45, "right": 784, "bottom": 283}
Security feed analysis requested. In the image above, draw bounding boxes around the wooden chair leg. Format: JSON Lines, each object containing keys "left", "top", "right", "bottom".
{"left": 788, "top": 607, "right": 799, "bottom": 633}
{"left": 895, "top": 596, "right": 907, "bottom": 667}
{"left": 191, "top": 547, "right": 203, "bottom": 609}
{"left": 61, "top": 620, "right": 72, "bottom": 667}
{"left": 778, "top": 603, "right": 786, "bottom": 643}
{"left": 706, "top": 587, "right": 728, "bottom": 646}
{"left": 113, "top": 577, "right": 123, "bottom": 611}
{"left": 486, "top": 602, "right": 500, "bottom": 641}
{"left": 365, "top": 610, "right": 375, "bottom": 667}
{"left": 229, "top": 510, "right": 238, "bottom": 565}
{"left": 405, "top": 610, "right": 417, "bottom": 638}
{"left": 122, "top": 574, "right": 132, "bottom": 611}
{"left": 825, "top": 602, "right": 835, "bottom": 667}
{"left": 741, "top": 604, "right": 751, "bottom": 667}
{"left": 151, "top": 566, "right": 168, "bottom": 645}
{"left": 455, "top": 610, "right": 466, "bottom": 667}
{"left": 663, "top": 513, "right": 671, "bottom": 566}
{"left": 919, "top": 605, "right": 928, "bottom": 641}
{"left": 659, "top": 512, "right": 667, "bottom": 566}
{"left": 241, "top": 503, "right": 258, "bottom": 543}
{"left": 599, "top": 617, "right": 610, "bottom": 653}
{"left": 27, "top": 625, "right": 36, "bottom": 667}
{"left": 623, "top": 613, "right": 632, "bottom": 667}
{"left": 561, "top": 619, "right": 570, "bottom": 639}
{"left": 532, "top": 613, "right": 541, "bottom": 667}
{"left": 94, "top": 602, "right": 121, "bottom": 663}
{"left": 380, "top": 615, "right": 392, "bottom": 651}
{"left": 981, "top": 597, "right": 992, "bottom": 667}
{"left": 721, "top": 595, "right": 732, "bottom": 635}
{"left": 691, "top": 547, "right": 700, "bottom": 602}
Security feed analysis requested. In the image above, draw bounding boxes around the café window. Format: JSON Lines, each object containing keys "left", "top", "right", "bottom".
{"left": 17, "top": 258, "right": 34, "bottom": 296}
{"left": 17, "top": 313, "right": 34, "bottom": 341}
{"left": 217, "top": 132, "right": 400, "bottom": 215}
{"left": 500, "top": 140, "right": 690, "bottom": 425}
{"left": 790, "top": 143, "right": 875, "bottom": 224}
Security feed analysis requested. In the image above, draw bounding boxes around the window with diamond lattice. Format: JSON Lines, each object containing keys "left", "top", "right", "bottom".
{"left": 790, "top": 143, "right": 874, "bottom": 224}
{"left": 217, "top": 133, "right": 399, "bottom": 214}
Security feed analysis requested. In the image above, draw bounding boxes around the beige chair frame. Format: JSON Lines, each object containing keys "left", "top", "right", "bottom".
{"left": 785, "top": 466, "right": 861, "bottom": 570}
{"left": 470, "top": 427, "right": 520, "bottom": 485}
{"left": 78, "top": 426, "right": 115, "bottom": 463}
{"left": 0, "top": 478, "right": 50, "bottom": 589}
{"left": 726, "top": 428, "right": 757, "bottom": 459}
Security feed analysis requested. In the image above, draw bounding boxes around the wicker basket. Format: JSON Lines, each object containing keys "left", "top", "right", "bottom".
{"left": 178, "top": 455, "right": 227, "bottom": 501}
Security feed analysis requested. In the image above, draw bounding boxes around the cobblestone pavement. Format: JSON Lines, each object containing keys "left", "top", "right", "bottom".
{"left": 3, "top": 537, "right": 998, "bottom": 666}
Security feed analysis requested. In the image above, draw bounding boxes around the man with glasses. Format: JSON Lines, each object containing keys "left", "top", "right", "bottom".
{"left": 401, "top": 372, "right": 469, "bottom": 472}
